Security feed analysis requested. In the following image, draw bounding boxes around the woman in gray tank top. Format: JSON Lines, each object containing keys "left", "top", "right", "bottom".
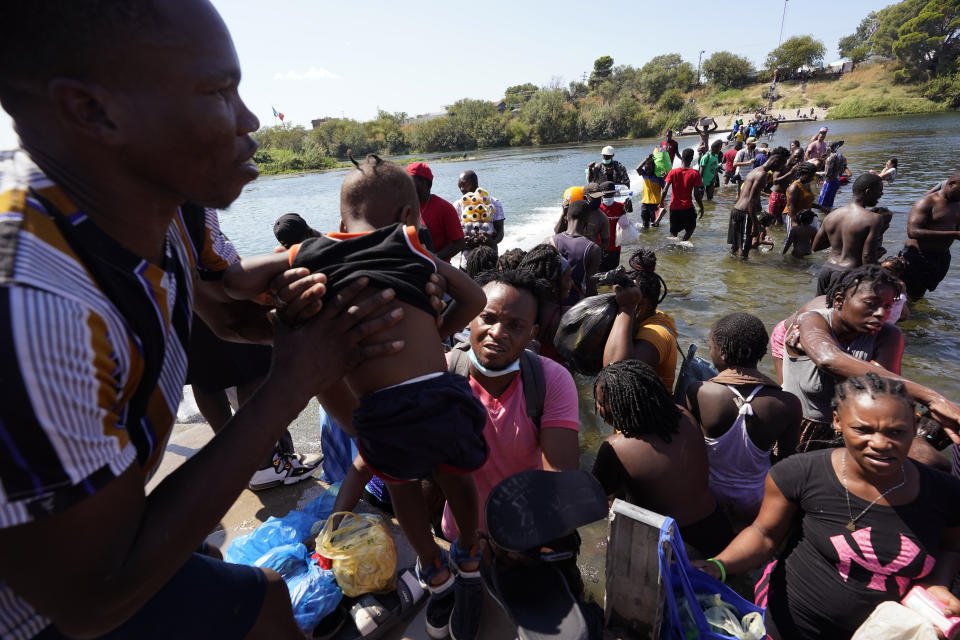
{"left": 782, "top": 265, "right": 960, "bottom": 452}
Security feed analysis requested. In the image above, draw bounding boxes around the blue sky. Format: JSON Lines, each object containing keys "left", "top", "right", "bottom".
{"left": 0, "top": 0, "right": 889, "bottom": 148}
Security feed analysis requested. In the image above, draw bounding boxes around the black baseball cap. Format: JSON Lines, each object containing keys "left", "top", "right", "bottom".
{"left": 273, "top": 213, "right": 311, "bottom": 248}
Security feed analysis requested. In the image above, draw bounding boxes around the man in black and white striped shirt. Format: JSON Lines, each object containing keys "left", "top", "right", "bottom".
{"left": 0, "top": 2, "right": 417, "bottom": 638}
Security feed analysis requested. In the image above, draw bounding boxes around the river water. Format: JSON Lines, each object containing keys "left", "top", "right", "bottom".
{"left": 219, "top": 112, "right": 960, "bottom": 595}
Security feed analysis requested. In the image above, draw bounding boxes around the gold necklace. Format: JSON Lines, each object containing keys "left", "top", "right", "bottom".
{"left": 841, "top": 450, "right": 907, "bottom": 532}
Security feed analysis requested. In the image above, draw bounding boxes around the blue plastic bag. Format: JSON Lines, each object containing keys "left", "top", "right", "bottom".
{"left": 255, "top": 543, "right": 342, "bottom": 632}
{"left": 224, "top": 483, "right": 339, "bottom": 565}
{"left": 658, "top": 517, "right": 764, "bottom": 640}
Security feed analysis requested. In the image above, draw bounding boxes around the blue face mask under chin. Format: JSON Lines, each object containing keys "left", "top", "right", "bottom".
{"left": 468, "top": 347, "right": 520, "bottom": 377}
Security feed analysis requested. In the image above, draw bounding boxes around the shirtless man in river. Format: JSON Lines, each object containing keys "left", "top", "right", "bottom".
{"left": 727, "top": 146, "right": 789, "bottom": 259}
{"left": 812, "top": 173, "right": 887, "bottom": 295}
{"left": 898, "top": 169, "right": 960, "bottom": 300}
{"left": 694, "top": 118, "right": 718, "bottom": 154}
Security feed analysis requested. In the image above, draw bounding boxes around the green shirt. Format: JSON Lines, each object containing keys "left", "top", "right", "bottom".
{"left": 699, "top": 153, "right": 720, "bottom": 184}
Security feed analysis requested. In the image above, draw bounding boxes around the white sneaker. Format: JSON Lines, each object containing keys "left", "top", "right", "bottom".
{"left": 248, "top": 451, "right": 322, "bottom": 491}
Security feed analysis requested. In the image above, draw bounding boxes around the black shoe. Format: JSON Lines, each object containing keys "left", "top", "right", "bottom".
{"left": 418, "top": 556, "right": 455, "bottom": 639}
{"left": 449, "top": 545, "right": 483, "bottom": 640}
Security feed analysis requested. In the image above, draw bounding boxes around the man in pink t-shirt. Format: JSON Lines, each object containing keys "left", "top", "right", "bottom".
{"left": 441, "top": 271, "right": 580, "bottom": 541}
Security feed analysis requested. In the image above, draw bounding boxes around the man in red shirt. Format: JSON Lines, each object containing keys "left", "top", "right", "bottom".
{"left": 598, "top": 181, "right": 626, "bottom": 270}
{"left": 722, "top": 141, "right": 742, "bottom": 186}
{"left": 406, "top": 162, "right": 465, "bottom": 262}
{"left": 662, "top": 148, "right": 704, "bottom": 241}
{"left": 661, "top": 130, "right": 680, "bottom": 165}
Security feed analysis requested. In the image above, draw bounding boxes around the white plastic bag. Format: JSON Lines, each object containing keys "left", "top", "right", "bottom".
{"left": 616, "top": 215, "right": 639, "bottom": 246}
{"left": 697, "top": 594, "right": 765, "bottom": 640}
{"left": 851, "top": 601, "right": 938, "bottom": 640}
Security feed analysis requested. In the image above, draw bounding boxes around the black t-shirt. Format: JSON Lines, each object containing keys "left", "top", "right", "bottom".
{"left": 767, "top": 449, "right": 960, "bottom": 639}
{"left": 291, "top": 223, "right": 437, "bottom": 317}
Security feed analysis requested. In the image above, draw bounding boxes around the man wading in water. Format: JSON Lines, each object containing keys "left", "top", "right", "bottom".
{"left": 727, "top": 147, "right": 789, "bottom": 260}
{"left": 898, "top": 169, "right": 960, "bottom": 301}
{"left": 812, "top": 173, "right": 887, "bottom": 295}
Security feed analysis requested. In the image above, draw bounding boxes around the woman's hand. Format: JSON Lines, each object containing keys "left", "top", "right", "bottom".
{"left": 613, "top": 283, "right": 644, "bottom": 315}
{"left": 926, "top": 585, "right": 960, "bottom": 618}
{"left": 926, "top": 396, "right": 960, "bottom": 444}
{"left": 692, "top": 559, "right": 723, "bottom": 581}
{"left": 784, "top": 322, "right": 803, "bottom": 354}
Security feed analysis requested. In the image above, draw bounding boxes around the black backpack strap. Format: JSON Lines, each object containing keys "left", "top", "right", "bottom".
{"left": 449, "top": 342, "right": 545, "bottom": 428}
{"left": 520, "top": 349, "right": 546, "bottom": 429}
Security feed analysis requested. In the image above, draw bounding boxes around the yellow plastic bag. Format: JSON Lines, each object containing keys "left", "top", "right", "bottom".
{"left": 316, "top": 512, "right": 397, "bottom": 597}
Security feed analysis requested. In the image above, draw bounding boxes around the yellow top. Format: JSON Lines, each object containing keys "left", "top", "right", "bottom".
{"left": 640, "top": 176, "right": 664, "bottom": 205}
{"left": 634, "top": 311, "right": 679, "bottom": 391}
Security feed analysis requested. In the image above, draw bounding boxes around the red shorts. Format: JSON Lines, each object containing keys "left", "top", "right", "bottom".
{"left": 768, "top": 192, "right": 787, "bottom": 217}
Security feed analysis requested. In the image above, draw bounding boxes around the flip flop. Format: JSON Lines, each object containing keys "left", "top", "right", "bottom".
{"left": 481, "top": 557, "right": 588, "bottom": 640}
{"left": 484, "top": 470, "right": 607, "bottom": 554}
{"left": 324, "top": 568, "right": 425, "bottom": 640}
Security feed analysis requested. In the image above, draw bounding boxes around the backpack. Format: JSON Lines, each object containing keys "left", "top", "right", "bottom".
{"left": 447, "top": 341, "right": 546, "bottom": 428}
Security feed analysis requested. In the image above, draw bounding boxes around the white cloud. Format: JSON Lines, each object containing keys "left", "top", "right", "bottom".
{"left": 273, "top": 66, "right": 340, "bottom": 81}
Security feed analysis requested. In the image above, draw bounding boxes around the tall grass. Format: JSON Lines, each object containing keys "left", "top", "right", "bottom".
{"left": 829, "top": 96, "right": 945, "bottom": 119}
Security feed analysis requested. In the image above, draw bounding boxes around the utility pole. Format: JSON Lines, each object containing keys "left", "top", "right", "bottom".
{"left": 697, "top": 50, "right": 706, "bottom": 86}
{"left": 778, "top": 0, "right": 789, "bottom": 46}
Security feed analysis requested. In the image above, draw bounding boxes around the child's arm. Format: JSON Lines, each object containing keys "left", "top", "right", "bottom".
{"left": 223, "top": 251, "right": 291, "bottom": 300}
{"left": 782, "top": 229, "right": 794, "bottom": 255}
{"left": 435, "top": 260, "right": 486, "bottom": 339}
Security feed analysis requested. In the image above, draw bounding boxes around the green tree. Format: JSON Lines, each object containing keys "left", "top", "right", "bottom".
{"left": 637, "top": 54, "right": 695, "bottom": 102}
{"left": 923, "top": 69, "right": 960, "bottom": 106}
{"left": 838, "top": 12, "right": 879, "bottom": 60}
{"left": 568, "top": 80, "right": 589, "bottom": 99}
{"left": 447, "top": 98, "right": 507, "bottom": 148}
{"left": 868, "top": 0, "right": 927, "bottom": 58}
{"left": 656, "top": 88, "right": 686, "bottom": 112}
{"left": 701, "top": 51, "right": 755, "bottom": 88}
{"left": 765, "top": 35, "right": 826, "bottom": 72}
{"left": 597, "top": 80, "right": 619, "bottom": 104}
{"left": 589, "top": 55, "right": 614, "bottom": 88}
{"left": 252, "top": 122, "right": 308, "bottom": 153}
{"left": 520, "top": 88, "right": 578, "bottom": 144}
{"left": 504, "top": 83, "right": 538, "bottom": 108}
{"left": 889, "top": 0, "right": 960, "bottom": 78}
{"left": 364, "top": 110, "right": 408, "bottom": 154}
{"left": 308, "top": 118, "right": 374, "bottom": 158}
{"left": 405, "top": 116, "right": 471, "bottom": 152}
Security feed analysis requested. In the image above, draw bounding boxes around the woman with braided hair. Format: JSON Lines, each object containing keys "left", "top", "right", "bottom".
{"left": 592, "top": 359, "right": 734, "bottom": 558}
{"left": 517, "top": 244, "right": 572, "bottom": 365}
{"left": 782, "top": 264, "right": 960, "bottom": 453}
{"left": 686, "top": 313, "right": 801, "bottom": 530}
{"left": 698, "top": 372, "right": 960, "bottom": 639}
{"left": 602, "top": 248, "right": 679, "bottom": 390}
